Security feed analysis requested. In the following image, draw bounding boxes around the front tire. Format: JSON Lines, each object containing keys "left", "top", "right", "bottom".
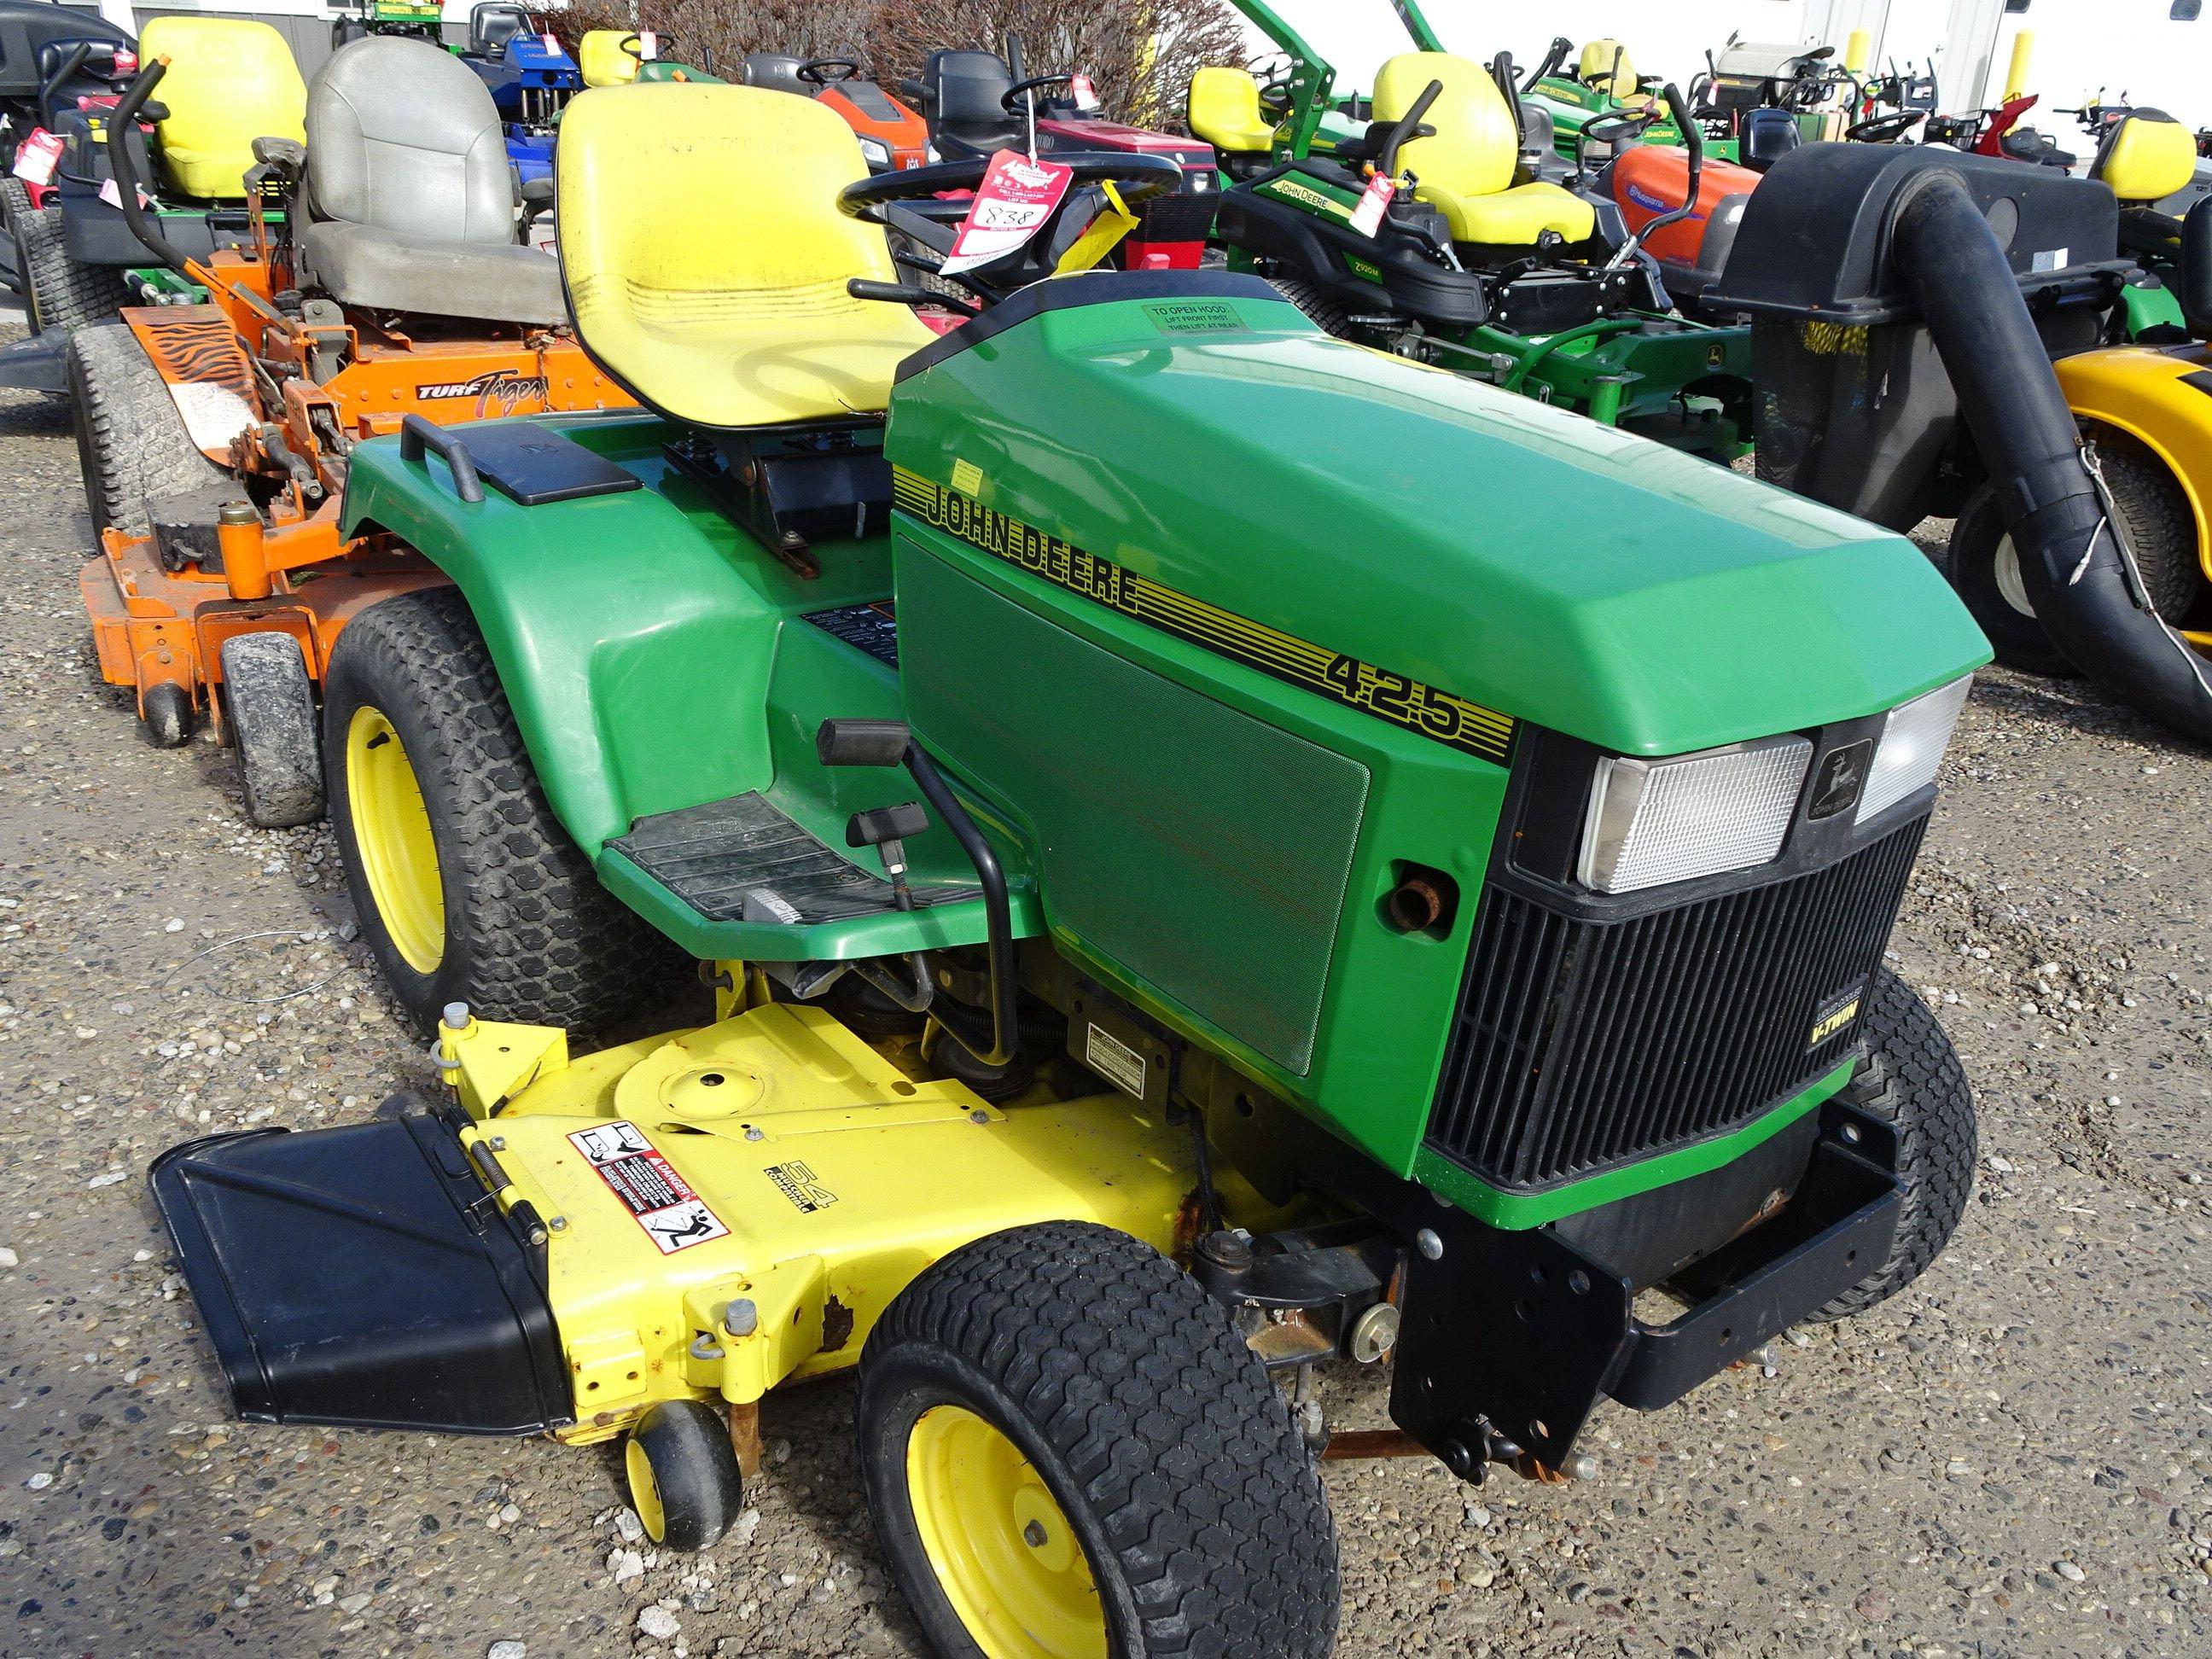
{"left": 856, "top": 1221, "right": 1339, "bottom": 1658}
{"left": 323, "top": 588, "right": 671, "bottom": 1030}
{"left": 1809, "top": 969, "right": 1976, "bottom": 1322}
{"left": 220, "top": 632, "right": 323, "bottom": 828}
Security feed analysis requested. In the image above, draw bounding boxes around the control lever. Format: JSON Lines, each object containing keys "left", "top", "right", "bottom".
{"left": 847, "top": 801, "right": 931, "bottom": 908}
{"left": 848, "top": 277, "right": 980, "bottom": 317}
{"left": 818, "top": 719, "right": 1019, "bottom": 1072}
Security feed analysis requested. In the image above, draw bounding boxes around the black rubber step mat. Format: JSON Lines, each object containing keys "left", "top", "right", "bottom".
{"left": 610, "top": 791, "right": 974, "bottom": 923}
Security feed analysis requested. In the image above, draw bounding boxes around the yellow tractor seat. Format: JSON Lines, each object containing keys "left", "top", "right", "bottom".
{"left": 1374, "top": 52, "right": 1596, "bottom": 247}
{"left": 557, "top": 84, "right": 935, "bottom": 429}
{"left": 137, "top": 16, "right": 306, "bottom": 200}
{"left": 2093, "top": 108, "right": 2199, "bottom": 206}
{"left": 1577, "top": 38, "right": 1640, "bottom": 100}
{"left": 1417, "top": 179, "right": 1597, "bottom": 246}
{"left": 579, "top": 29, "right": 642, "bottom": 88}
{"left": 1190, "top": 66, "right": 1277, "bottom": 154}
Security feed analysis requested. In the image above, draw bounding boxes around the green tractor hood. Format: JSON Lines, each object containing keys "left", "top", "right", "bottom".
{"left": 888, "top": 276, "right": 1989, "bottom": 759}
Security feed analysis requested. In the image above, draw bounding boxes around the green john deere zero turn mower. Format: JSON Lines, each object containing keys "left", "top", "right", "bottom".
{"left": 151, "top": 81, "right": 1992, "bottom": 1654}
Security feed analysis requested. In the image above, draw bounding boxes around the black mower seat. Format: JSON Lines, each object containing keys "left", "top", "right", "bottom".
{"left": 923, "top": 48, "right": 1022, "bottom": 156}
{"left": 740, "top": 52, "right": 809, "bottom": 96}
{"left": 298, "top": 36, "right": 564, "bottom": 326}
{"left": 469, "top": 2, "right": 528, "bottom": 60}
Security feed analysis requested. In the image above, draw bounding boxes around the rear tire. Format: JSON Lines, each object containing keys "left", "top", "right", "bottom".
{"left": 2093, "top": 428, "right": 2205, "bottom": 625}
{"left": 1809, "top": 969, "right": 1976, "bottom": 1322}
{"left": 0, "top": 177, "right": 30, "bottom": 294}
{"left": 17, "top": 203, "right": 129, "bottom": 334}
{"left": 67, "top": 321, "right": 227, "bottom": 538}
{"left": 220, "top": 632, "right": 323, "bottom": 828}
{"left": 1266, "top": 275, "right": 1354, "bottom": 337}
{"left": 322, "top": 587, "right": 672, "bottom": 1031}
{"left": 1947, "top": 433, "right": 2206, "bottom": 675}
{"left": 856, "top": 1220, "right": 1340, "bottom": 1658}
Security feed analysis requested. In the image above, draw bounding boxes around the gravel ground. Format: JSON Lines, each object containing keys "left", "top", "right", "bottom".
{"left": 2, "top": 303, "right": 2209, "bottom": 1659}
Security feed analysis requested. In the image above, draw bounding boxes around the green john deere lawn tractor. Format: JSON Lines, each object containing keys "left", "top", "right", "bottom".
{"left": 151, "top": 79, "right": 1990, "bottom": 1656}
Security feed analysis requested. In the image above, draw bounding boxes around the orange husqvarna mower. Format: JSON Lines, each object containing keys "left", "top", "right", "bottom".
{"left": 738, "top": 53, "right": 929, "bottom": 172}
{"left": 68, "top": 33, "right": 630, "bottom": 826}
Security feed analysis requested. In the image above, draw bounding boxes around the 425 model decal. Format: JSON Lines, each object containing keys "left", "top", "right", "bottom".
{"left": 892, "top": 467, "right": 1515, "bottom": 764}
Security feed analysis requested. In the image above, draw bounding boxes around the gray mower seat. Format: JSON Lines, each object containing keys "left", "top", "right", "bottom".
{"left": 298, "top": 35, "right": 563, "bottom": 325}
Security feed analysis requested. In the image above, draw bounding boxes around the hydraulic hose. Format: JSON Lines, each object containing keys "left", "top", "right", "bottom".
{"left": 1895, "top": 169, "right": 2212, "bottom": 740}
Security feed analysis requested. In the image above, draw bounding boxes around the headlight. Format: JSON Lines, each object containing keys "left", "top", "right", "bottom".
{"left": 859, "top": 137, "right": 891, "bottom": 167}
{"left": 1578, "top": 734, "right": 1813, "bottom": 894}
{"left": 1190, "top": 172, "right": 1212, "bottom": 192}
{"left": 1856, "top": 674, "right": 1971, "bottom": 824}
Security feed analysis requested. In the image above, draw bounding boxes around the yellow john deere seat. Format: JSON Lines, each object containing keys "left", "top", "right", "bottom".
{"left": 1190, "top": 66, "right": 1277, "bottom": 154}
{"left": 137, "top": 16, "right": 306, "bottom": 200}
{"left": 1373, "top": 53, "right": 1594, "bottom": 247}
{"left": 1577, "top": 38, "right": 1643, "bottom": 102}
{"left": 557, "top": 84, "right": 934, "bottom": 428}
{"left": 579, "top": 29, "right": 642, "bottom": 88}
{"left": 2093, "top": 109, "right": 2199, "bottom": 206}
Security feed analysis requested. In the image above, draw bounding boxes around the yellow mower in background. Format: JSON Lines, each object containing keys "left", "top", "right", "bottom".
{"left": 1943, "top": 106, "right": 2212, "bottom": 736}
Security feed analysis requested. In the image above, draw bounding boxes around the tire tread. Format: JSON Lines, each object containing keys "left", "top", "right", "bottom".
{"left": 861, "top": 1220, "right": 1339, "bottom": 1658}
{"left": 325, "top": 588, "right": 671, "bottom": 1030}
{"left": 1812, "top": 969, "right": 1976, "bottom": 1321}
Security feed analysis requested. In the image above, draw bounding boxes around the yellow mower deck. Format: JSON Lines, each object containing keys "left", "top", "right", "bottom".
{"left": 435, "top": 996, "right": 1207, "bottom": 1446}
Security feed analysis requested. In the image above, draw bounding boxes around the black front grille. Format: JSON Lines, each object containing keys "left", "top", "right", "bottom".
{"left": 1426, "top": 815, "right": 1926, "bottom": 1191}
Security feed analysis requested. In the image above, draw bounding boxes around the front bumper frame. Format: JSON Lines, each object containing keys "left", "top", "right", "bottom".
{"left": 1386, "top": 1095, "right": 1901, "bottom": 1476}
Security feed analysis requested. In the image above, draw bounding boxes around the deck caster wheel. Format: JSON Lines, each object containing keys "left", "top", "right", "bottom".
{"left": 857, "top": 1220, "right": 1340, "bottom": 1658}
{"left": 221, "top": 632, "right": 323, "bottom": 828}
{"left": 625, "top": 1400, "right": 744, "bottom": 1551}
{"left": 140, "top": 681, "right": 194, "bottom": 748}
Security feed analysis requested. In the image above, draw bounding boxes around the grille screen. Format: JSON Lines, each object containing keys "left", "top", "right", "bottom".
{"left": 1427, "top": 815, "right": 1926, "bottom": 1190}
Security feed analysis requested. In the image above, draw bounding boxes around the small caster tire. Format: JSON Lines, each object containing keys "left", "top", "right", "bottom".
{"left": 624, "top": 1399, "right": 744, "bottom": 1551}
{"left": 221, "top": 632, "right": 323, "bottom": 828}
{"left": 141, "top": 681, "right": 194, "bottom": 748}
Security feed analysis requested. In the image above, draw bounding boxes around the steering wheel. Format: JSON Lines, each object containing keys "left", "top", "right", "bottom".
{"left": 838, "top": 151, "right": 1181, "bottom": 220}
{"left": 620, "top": 32, "right": 675, "bottom": 61}
{"left": 1848, "top": 108, "right": 1926, "bottom": 143}
{"left": 798, "top": 58, "right": 861, "bottom": 86}
{"left": 1584, "top": 106, "right": 1661, "bottom": 148}
{"left": 1001, "top": 73, "right": 1074, "bottom": 113}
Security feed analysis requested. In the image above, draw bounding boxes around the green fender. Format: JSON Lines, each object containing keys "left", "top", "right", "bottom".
{"left": 341, "top": 416, "right": 785, "bottom": 859}
{"left": 340, "top": 415, "right": 1022, "bottom": 964}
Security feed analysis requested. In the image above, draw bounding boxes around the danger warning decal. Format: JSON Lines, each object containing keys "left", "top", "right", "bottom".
{"left": 568, "top": 1121, "right": 731, "bottom": 1254}
{"left": 891, "top": 467, "right": 1515, "bottom": 765}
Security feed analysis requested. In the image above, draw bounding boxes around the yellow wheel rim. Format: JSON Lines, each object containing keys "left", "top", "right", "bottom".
{"left": 625, "top": 1435, "right": 667, "bottom": 1543}
{"left": 345, "top": 705, "right": 445, "bottom": 975}
{"left": 905, "top": 1405, "right": 1105, "bottom": 1659}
